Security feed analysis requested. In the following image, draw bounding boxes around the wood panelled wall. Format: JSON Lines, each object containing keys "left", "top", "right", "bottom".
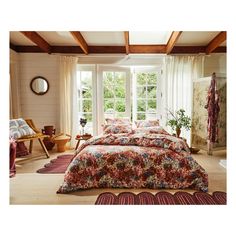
{"left": 18, "top": 53, "right": 60, "bottom": 132}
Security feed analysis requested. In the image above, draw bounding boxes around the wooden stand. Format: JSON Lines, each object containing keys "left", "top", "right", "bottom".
{"left": 75, "top": 134, "right": 92, "bottom": 150}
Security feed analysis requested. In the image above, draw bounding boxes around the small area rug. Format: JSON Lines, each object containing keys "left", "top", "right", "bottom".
{"left": 36, "top": 154, "right": 74, "bottom": 174}
{"left": 95, "top": 191, "right": 226, "bottom": 205}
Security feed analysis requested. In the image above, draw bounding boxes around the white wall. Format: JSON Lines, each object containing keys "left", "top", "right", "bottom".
{"left": 204, "top": 53, "right": 226, "bottom": 77}
{"left": 18, "top": 53, "right": 60, "bottom": 132}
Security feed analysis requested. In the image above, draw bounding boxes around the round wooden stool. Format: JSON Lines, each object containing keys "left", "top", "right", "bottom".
{"left": 53, "top": 134, "right": 71, "bottom": 152}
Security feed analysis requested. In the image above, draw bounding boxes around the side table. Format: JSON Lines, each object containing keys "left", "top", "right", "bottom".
{"left": 75, "top": 134, "right": 92, "bottom": 150}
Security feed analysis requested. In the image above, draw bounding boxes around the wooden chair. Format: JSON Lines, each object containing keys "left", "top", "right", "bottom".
{"left": 16, "top": 119, "right": 50, "bottom": 158}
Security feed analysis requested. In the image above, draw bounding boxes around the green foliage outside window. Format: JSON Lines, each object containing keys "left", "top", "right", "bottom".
{"left": 79, "top": 71, "right": 158, "bottom": 122}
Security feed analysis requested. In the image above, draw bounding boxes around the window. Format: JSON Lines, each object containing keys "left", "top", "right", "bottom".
{"left": 96, "top": 66, "right": 130, "bottom": 134}
{"left": 77, "top": 70, "right": 93, "bottom": 134}
{"left": 103, "top": 71, "right": 127, "bottom": 118}
{"left": 133, "top": 70, "right": 159, "bottom": 121}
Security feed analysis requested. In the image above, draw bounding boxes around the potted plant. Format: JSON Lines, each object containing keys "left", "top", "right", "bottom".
{"left": 166, "top": 109, "right": 191, "bottom": 138}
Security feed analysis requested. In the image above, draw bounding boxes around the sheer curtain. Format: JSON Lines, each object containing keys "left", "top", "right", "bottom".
{"left": 59, "top": 56, "right": 78, "bottom": 147}
{"left": 10, "top": 52, "right": 21, "bottom": 119}
{"left": 161, "top": 55, "right": 205, "bottom": 145}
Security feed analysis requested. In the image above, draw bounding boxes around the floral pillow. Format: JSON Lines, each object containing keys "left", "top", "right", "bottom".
{"left": 134, "top": 126, "right": 170, "bottom": 135}
{"left": 105, "top": 117, "right": 131, "bottom": 125}
{"left": 135, "top": 120, "right": 160, "bottom": 128}
{"left": 103, "top": 124, "right": 133, "bottom": 134}
{"left": 9, "top": 118, "right": 36, "bottom": 139}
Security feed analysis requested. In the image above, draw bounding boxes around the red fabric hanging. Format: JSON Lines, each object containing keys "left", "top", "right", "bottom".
{"left": 205, "top": 73, "right": 220, "bottom": 143}
{"left": 10, "top": 138, "right": 17, "bottom": 177}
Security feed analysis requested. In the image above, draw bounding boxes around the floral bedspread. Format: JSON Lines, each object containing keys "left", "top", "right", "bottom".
{"left": 57, "top": 132, "right": 208, "bottom": 193}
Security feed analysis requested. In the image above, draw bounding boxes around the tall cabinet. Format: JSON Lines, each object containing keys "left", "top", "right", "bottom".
{"left": 191, "top": 75, "right": 226, "bottom": 152}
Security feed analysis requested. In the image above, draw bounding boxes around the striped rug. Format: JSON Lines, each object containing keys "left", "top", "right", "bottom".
{"left": 95, "top": 191, "right": 226, "bottom": 205}
{"left": 36, "top": 154, "right": 74, "bottom": 174}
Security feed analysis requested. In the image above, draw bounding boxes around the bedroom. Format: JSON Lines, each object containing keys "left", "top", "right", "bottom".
{"left": 9, "top": 31, "right": 227, "bottom": 204}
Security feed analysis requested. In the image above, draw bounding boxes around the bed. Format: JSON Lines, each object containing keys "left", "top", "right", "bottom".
{"left": 57, "top": 126, "right": 208, "bottom": 193}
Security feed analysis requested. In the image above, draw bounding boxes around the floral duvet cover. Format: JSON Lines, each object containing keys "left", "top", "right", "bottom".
{"left": 57, "top": 132, "right": 208, "bottom": 193}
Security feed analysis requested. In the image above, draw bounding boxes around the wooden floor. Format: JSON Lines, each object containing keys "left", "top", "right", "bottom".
{"left": 10, "top": 148, "right": 226, "bottom": 205}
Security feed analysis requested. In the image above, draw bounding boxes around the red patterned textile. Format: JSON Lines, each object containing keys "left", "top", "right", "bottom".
{"left": 16, "top": 142, "right": 29, "bottom": 157}
{"left": 95, "top": 191, "right": 226, "bottom": 205}
{"left": 10, "top": 138, "right": 17, "bottom": 177}
{"left": 205, "top": 73, "right": 220, "bottom": 143}
{"left": 57, "top": 132, "right": 208, "bottom": 193}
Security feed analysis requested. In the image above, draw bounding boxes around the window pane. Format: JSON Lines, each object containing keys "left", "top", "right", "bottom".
{"left": 137, "top": 87, "right": 146, "bottom": 98}
{"left": 114, "top": 72, "right": 125, "bottom": 85}
{"left": 137, "top": 100, "right": 146, "bottom": 112}
{"left": 137, "top": 113, "right": 146, "bottom": 120}
{"left": 137, "top": 73, "right": 146, "bottom": 85}
{"left": 82, "top": 88, "right": 92, "bottom": 99}
{"left": 104, "top": 99, "right": 114, "bottom": 111}
{"left": 115, "top": 86, "right": 125, "bottom": 98}
{"left": 104, "top": 87, "right": 114, "bottom": 98}
{"left": 115, "top": 100, "right": 125, "bottom": 112}
{"left": 147, "top": 73, "right": 157, "bottom": 85}
{"left": 82, "top": 100, "right": 92, "bottom": 112}
{"left": 83, "top": 113, "right": 92, "bottom": 122}
{"left": 77, "top": 70, "right": 93, "bottom": 135}
{"left": 104, "top": 72, "right": 114, "bottom": 84}
{"left": 147, "top": 86, "right": 157, "bottom": 98}
{"left": 81, "top": 72, "right": 92, "bottom": 99}
{"left": 147, "top": 99, "right": 157, "bottom": 110}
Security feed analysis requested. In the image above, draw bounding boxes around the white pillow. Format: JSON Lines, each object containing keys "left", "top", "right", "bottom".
{"left": 9, "top": 118, "right": 36, "bottom": 139}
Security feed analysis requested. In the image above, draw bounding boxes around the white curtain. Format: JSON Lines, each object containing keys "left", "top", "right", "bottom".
{"left": 10, "top": 52, "right": 21, "bottom": 119}
{"left": 161, "top": 55, "right": 205, "bottom": 145}
{"left": 59, "top": 56, "right": 78, "bottom": 147}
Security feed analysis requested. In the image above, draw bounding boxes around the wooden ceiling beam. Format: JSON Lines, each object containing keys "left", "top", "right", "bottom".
{"left": 89, "top": 46, "right": 126, "bottom": 54}
{"left": 129, "top": 45, "right": 166, "bottom": 53}
{"left": 124, "top": 31, "right": 130, "bottom": 54}
{"left": 70, "top": 31, "right": 88, "bottom": 54}
{"left": 166, "top": 31, "right": 182, "bottom": 54}
{"left": 10, "top": 43, "right": 17, "bottom": 51}
{"left": 12, "top": 45, "right": 227, "bottom": 54}
{"left": 20, "top": 31, "right": 51, "bottom": 53}
{"left": 205, "top": 31, "right": 226, "bottom": 54}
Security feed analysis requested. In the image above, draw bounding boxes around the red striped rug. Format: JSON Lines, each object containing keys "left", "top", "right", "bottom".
{"left": 95, "top": 191, "right": 226, "bottom": 205}
{"left": 36, "top": 154, "right": 74, "bottom": 174}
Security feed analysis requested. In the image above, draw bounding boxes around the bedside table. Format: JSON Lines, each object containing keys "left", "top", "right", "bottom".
{"left": 75, "top": 134, "right": 92, "bottom": 150}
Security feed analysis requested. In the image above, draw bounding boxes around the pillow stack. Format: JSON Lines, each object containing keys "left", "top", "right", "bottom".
{"left": 103, "top": 117, "right": 132, "bottom": 134}
{"left": 102, "top": 118, "right": 168, "bottom": 135}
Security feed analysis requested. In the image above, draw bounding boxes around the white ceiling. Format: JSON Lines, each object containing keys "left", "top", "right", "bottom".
{"left": 10, "top": 31, "right": 36, "bottom": 45}
{"left": 38, "top": 31, "right": 77, "bottom": 46}
{"left": 81, "top": 31, "right": 125, "bottom": 46}
{"left": 129, "top": 31, "right": 172, "bottom": 45}
{"left": 176, "top": 31, "right": 220, "bottom": 46}
{"left": 10, "top": 31, "right": 226, "bottom": 47}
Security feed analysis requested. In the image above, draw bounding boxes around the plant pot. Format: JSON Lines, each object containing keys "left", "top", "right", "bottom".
{"left": 43, "top": 137, "right": 55, "bottom": 150}
{"left": 42, "top": 126, "right": 56, "bottom": 136}
{"left": 176, "top": 128, "right": 181, "bottom": 138}
{"left": 42, "top": 126, "right": 56, "bottom": 150}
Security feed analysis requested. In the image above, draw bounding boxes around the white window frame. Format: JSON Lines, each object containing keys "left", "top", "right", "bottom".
{"left": 132, "top": 66, "right": 161, "bottom": 121}
{"left": 77, "top": 65, "right": 97, "bottom": 135}
{"left": 97, "top": 65, "right": 131, "bottom": 134}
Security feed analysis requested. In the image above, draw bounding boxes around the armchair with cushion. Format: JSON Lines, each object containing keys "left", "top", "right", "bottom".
{"left": 10, "top": 118, "right": 50, "bottom": 158}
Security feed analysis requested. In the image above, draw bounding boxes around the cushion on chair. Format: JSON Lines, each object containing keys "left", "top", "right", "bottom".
{"left": 9, "top": 118, "right": 36, "bottom": 139}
